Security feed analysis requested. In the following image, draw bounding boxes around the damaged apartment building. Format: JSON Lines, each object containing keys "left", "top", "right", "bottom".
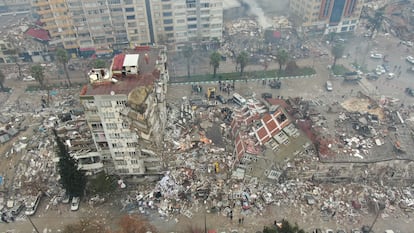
{"left": 79, "top": 46, "right": 168, "bottom": 178}
{"left": 231, "top": 98, "right": 313, "bottom": 181}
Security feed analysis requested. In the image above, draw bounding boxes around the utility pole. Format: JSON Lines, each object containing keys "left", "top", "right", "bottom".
{"left": 368, "top": 201, "right": 385, "bottom": 233}
{"left": 27, "top": 216, "right": 41, "bottom": 233}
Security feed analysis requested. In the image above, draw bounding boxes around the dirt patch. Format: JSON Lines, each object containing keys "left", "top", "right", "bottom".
{"left": 341, "top": 97, "right": 385, "bottom": 120}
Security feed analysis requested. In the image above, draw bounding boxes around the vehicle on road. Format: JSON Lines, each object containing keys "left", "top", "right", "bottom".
{"left": 366, "top": 73, "right": 379, "bottom": 80}
{"left": 326, "top": 81, "right": 333, "bottom": 91}
{"left": 216, "top": 95, "right": 226, "bottom": 104}
{"left": 375, "top": 65, "right": 386, "bottom": 75}
{"left": 326, "top": 229, "right": 334, "bottom": 233}
{"left": 343, "top": 72, "right": 361, "bottom": 82}
{"left": 337, "top": 230, "right": 346, "bottom": 233}
{"left": 25, "top": 192, "right": 42, "bottom": 216}
{"left": 408, "top": 67, "right": 414, "bottom": 73}
{"left": 351, "top": 229, "right": 362, "bottom": 233}
{"left": 261, "top": 92, "right": 272, "bottom": 99}
{"left": 407, "top": 56, "right": 414, "bottom": 64}
{"left": 370, "top": 53, "right": 383, "bottom": 59}
{"left": 384, "top": 230, "right": 395, "bottom": 233}
{"left": 405, "top": 87, "right": 414, "bottom": 97}
{"left": 402, "top": 41, "right": 413, "bottom": 47}
{"left": 71, "top": 197, "right": 80, "bottom": 211}
{"left": 233, "top": 93, "right": 246, "bottom": 106}
{"left": 269, "top": 80, "right": 281, "bottom": 89}
{"left": 386, "top": 73, "right": 395, "bottom": 80}
{"left": 382, "top": 64, "right": 390, "bottom": 72}
{"left": 23, "top": 76, "right": 35, "bottom": 82}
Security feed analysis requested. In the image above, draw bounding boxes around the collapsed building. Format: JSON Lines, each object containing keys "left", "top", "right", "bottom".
{"left": 231, "top": 98, "right": 313, "bottom": 181}
{"left": 79, "top": 46, "right": 168, "bottom": 178}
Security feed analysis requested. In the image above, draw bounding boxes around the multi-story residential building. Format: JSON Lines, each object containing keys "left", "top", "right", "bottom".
{"left": 290, "top": 0, "right": 363, "bottom": 34}
{"left": 0, "top": 0, "right": 31, "bottom": 11}
{"left": 32, "top": 0, "right": 223, "bottom": 52}
{"left": 79, "top": 45, "right": 168, "bottom": 176}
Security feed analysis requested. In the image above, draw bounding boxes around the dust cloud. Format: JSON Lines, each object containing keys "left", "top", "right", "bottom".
{"left": 241, "top": 0, "right": 290, "bottom": 28}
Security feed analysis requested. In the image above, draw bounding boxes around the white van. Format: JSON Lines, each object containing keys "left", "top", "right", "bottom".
{"left": 232, "top": 93, "right": 247, "bottom": 106}
{"left": 326, "top": 81, "right": 333, "bottom": 91}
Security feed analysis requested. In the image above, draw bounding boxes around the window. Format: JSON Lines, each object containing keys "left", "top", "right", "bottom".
{"left": 187, "top": 17, "right": 196, "bottom": 21}
{"left": 125, "top": 7, "right": 134, "bottom": 12}
{"left": 164, "top": 26, "right": 173, "bottom": 31}
{"left": 163, "top": 19, "right": 173, "bottom": 24}
{"left": 163, "top": 12, "right": 172, "bottom": 17}
{"left": 127, "top": 15, "right": 135, "bottom": 20}
{"left": 131, "top": 159, "right": 138, "bottom": 164}
{"left": 188, "top": 24, "right": 197, "bottom": 29}
{"left": 162, "top": 4, "right": 172, "bottom": 10}
{"left": 106, "top": 123, "right": 117, "bottom": 129}
{"left": 124, "top": 0, "right": 132, "bottom": 4}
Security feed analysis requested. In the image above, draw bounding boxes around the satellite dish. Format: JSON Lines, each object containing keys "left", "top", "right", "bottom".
{"left": 110, "top": 91, "right": 115, "bottom": 96}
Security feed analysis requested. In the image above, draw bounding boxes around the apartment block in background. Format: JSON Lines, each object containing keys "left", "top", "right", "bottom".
{"left": 290, "top": 0, "right": 363, "bottom": 34}
{"left": 79, "top": 45, "right": 168, "bottom": 176}
{"left": 32, "top": 0, "right": 223, "bottom": 51}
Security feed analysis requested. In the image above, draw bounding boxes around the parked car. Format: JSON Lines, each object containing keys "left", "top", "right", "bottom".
{"left": 71, "top": 197, "right": 80, "bottom": 211}
{"left": 351, "top": 229, "right": 362, "bottom": 233}
{"left": 407, "top": 55, "right": 414, "bottom": 64}
{"left": 402, "top": 41, "right": 413, "bottom": 47}
{"left": 326, "top": 229, "right": 334, "bottom": 233}
{"left": 366, "top": 73, "right": 379, "bottom": 80}
{"left": 61, "top": 194, "right": 71, "bottom": 204}
{"left": 261, "top": 92, "right": 273, "bottom": 99}
{"left": 337, "top": 230, "right": 346, "bottom": 233}
{"left": 386, "top": 73, "right": 395, "bottom": 80}
{"left": 25, "top": 192, "right": 42, "bottom": 216}
{"left": 370, "top": 53, "right": 383, "bottom": 59}
{"left": 325, "top": 81, "right": 333, "bottom": 91}
{"left": 23, "top": 76, "right": 35, "bottom": 82}
{"left": 408, "top": 67, "right": 414, "bottom": 73}
{"left": 216, "top": 95, "right": 226, "bottom": 104}
{"left": 382, "top": 64, "right": 390, "bottom": 72}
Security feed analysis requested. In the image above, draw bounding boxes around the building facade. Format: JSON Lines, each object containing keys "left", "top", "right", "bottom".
{"left": 290, "top": 0, "right": 363, "bottom": 34}
{"left": 32, "top": 0, "right": 223, "bottom": 51}
{"left": 79, "top": 45, "right": 168, "bottom": 176}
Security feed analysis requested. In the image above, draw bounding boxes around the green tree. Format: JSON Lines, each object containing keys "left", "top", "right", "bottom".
{"left": 276, "top": 49, "right": 289, "bottom": 73}
{"left": 93, "top": 59, "right": 107, "bottom": 68}
{"left": 30, "top": 65, "right": 45, "bottom": 89}
{"left": 0, "top": 69, "right": 5, "bottom": 91}
{"left": 182, "top": 45, "right": 193, "bottom": 78}
{"left": 56, "top": 48, "right": 72, "bottom": 86}
{"left": 236, "top": 51, "right": 249, "bottom": 76}
{"left": 88, "top": 171, "right": 117, "bottom": 195}
{"left": 369, "top": 7, "right": 385, "bottom": 38}
{"left": 210, "top": 51, "right": 221, "bottom": 78}
{"left": 332, "top": 43, "right": 345, "bottom": 68}
{"left": 53, "top": 130, "right": 86, "bottom": 197}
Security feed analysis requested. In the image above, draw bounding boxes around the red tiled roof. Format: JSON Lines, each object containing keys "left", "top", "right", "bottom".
{"left": 255, "top": 109, "right": 291, "bottom": 144}
{"left": 112, "top": 54, "right": 126, "bottom": 71}
{"left": 25, "top": 28, "right": 50, "bottom": 41}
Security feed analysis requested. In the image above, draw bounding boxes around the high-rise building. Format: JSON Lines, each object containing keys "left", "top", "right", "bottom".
{"left": 79, "top": 45, "right": 168, "bottom": 176}
{"left": 32, "top": 0, "right": 223, "bottom": 51}
{"left": 290, "top": 0, "right": 363, "bottom": 34}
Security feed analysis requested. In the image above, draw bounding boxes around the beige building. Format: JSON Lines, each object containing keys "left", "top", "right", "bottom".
{"left": 79, "top": 45, "right": 168, "bottom": 176}
{"left": 290, "top": 0, "right": 363, "bottom": 34}
{"left": 32, "top": 0, "right": 223, "bottom": 51}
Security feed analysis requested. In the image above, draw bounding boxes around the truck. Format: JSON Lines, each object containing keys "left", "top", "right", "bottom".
{"left": 343, "top": 72, "right": 362, "bottom": 82}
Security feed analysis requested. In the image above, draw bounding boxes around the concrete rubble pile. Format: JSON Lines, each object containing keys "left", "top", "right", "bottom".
{"left": 0, "top": 89, "right": 93, "bottom": 222}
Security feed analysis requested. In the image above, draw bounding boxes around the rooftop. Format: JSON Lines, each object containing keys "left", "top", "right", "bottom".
{"left": 80, "top": 47, "right": 164, "bottom": 96}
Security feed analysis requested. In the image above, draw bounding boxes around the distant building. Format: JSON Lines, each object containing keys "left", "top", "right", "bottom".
{"left": 79, "top": 45, "right": 168, "bottom": 177}
{"left": 290, "top": 0, "right": 363, "bottom": 34}
{"left": 0, "top": 0, "right": 31, "bottom": 11}
{"left": 32, "top": 0, "right": 223, "bottom": 52}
